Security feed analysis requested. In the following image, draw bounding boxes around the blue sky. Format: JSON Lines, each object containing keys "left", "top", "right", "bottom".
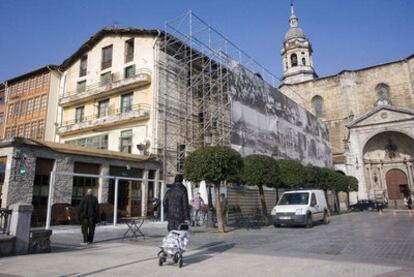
{"left": 1, "top": 0, "right": 413, "bottom": 82}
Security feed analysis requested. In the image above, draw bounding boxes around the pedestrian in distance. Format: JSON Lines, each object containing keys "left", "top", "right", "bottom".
{"left": 163, "top": 174, "right": 190, "bottom": 231}
{"left": 152, "top": 197, "right": 161, "bottom": 220}
{"left": 79, "top": 188, "right": 99, "bottom": 245}
{"left": 190, "top": 192, "right": 205, "bottom": 226}
{"left": 406, "top": 195, "right": 413, "bottom": 210}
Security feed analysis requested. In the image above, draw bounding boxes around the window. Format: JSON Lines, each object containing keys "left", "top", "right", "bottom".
{"left": 37, "top": 120, "right": 44, "bottom": 139}
{"left": 302, "top": 57, "right": 306, "bottom": 65}
{"left": 41, "top": 94, "right": 47, "bottom": 111}
{"left": 8, "top": 104, "right": 14, "bottom": 119}
{"left": 31, "top": 121, "right": 38, "bottom": 139}
{"left": 312, "top": 95, "right": 324, "bottom": 118}
{"left": 14, "top": 102, "right": 20, "bottom": 117}
{"left": 120, "top": 129, "right": 133, "bottom": 153}
{"left": 291, "top": 53, "right": 298, "bottom": 67}
{"left": 24, "top": 123, "right": 30, "bottom": 137}
{"left": 278, "top": 192, "right": 309, "bottom": 205}
{"left": 0, "top": 113, "right": 3, "bottom": 125}
{"left": 100, "top": 72, "right": 112, "bottom": 86}
{"left": 375, "top": 83, "right": 391, "bottom": 106}
{"left": 72, "top": 176, "right": 98, "bottom": 206}
{"left": 27, "top": 98, "right": 33, "bottom": 115}
{"left": 18, "top": 124, "right": 24, "bottom": 136}
{"left": 125, "top": 38, "right": 134, "bottom": 63}
{"left": 121, "top": 92, "right": 133, "bottom": 113}
{"left": 75, "top": 106, "right": 85, "bottom": 123}
{"left": 98, "top": 99, "right": 109, "bottom": 118}
{"left": 101, "top": 45, "right": 113, "bottom": 70}
{"left": 0, "top": 97, "right": 4, "bottom": 104}
{"left": 66, "top": 134, "right": 108, "bottom": 149}
{"left": 124, "top": 65, "right": 136, "bottom": 79}
{"left": 5, "top": 127, "right": 11, "bottom": 139}
{"left": 311, "top": 193, "right": 317, "bottom": 206}
{"left": 20, "top": 100, "right": 26, "bottom": 116}
{"left": 79, "top": 55, "right": 88, "bottom": 77}
{"left": 33, "top": 96, "right": 40, "bottom": 112}
{"left": 77, "top": 80, "right": 86, "bottom": 93}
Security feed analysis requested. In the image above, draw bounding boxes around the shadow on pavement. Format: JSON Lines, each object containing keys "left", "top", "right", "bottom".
{"left": 183, "top": 241, "right": 236, "bottom": 267}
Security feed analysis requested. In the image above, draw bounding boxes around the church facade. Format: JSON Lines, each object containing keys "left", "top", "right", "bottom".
{"left": 279, "top": 4, "right": 414, "bottom": 206}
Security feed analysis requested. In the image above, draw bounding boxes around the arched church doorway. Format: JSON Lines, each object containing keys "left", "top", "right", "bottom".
{"left": 386, "top": 169, "right": 408, "bottom": 200}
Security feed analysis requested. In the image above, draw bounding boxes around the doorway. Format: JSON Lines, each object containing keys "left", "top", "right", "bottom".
{"left": 386, "top": 169, "right": 409, "bottom": 200}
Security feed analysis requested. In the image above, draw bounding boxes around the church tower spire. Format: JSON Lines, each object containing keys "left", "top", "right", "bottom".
{"left": 281, "top": 1, "right": 317, "bottom": 84}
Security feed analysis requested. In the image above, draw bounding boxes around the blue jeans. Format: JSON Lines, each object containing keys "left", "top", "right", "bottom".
{"left": 192, "top": 209, "right": 201, "bottom": 225}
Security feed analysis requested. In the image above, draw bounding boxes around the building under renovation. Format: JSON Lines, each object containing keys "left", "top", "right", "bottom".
{"left": 0, "top": 12, "right": 332, "bottom": 223}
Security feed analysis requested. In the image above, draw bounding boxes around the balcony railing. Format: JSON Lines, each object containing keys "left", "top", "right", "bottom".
{"left": 57, "top": 103, "right": 150, "bottom": 135}
{"left": 59, "top": 68, "right": 152, "bottom": 106}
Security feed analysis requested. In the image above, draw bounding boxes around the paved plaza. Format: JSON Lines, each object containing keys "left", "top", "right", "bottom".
{"left": 1, "top": 211, "right": 414, "bottom": 276}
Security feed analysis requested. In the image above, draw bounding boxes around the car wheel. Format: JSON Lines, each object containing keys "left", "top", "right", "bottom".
{"left": 273, "top": 223, "right": 280, "bottom": 228}
{"left": 322, "top": 212, "right": 330, "bottom": 224}
{"left": 305, "top": 214, "right": 313, "bottom": 228}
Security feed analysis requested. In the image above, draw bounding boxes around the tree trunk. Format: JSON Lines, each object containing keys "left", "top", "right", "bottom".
{"left": 258, "top": 185, "right": 268, "bottom": 217}
{"left": 324, "top": 189, "right": 331, "bottom": 212}
{"left": 335, "top": 191, "right": 341, "bottom": 214}
{"left": 214, "top": 183, "right": 225, "bottom": 233}
{"left": 276, "top": 187, "right": 279, "bottom": 203}
{"left": 347, "top": 191, "right": 350, "bottom": 210}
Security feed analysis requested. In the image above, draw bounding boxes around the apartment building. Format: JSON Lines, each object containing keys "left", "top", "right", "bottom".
{"left": 3, "top": 65, "right": 61, "bottom": 141}
{"left": 58, "top": 29, "right": 157, "bottom": 155}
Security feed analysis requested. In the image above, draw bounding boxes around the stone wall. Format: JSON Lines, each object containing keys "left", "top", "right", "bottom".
{"left": 280, "top": 56, "right": 414, "bottom": 157}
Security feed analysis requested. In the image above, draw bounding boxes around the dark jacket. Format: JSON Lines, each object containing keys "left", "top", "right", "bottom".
{"left": 163, "top": 182, "right": 190, "bottom": 221}
{"left": 79, "top": 194, "right": 99, "bottom": 220}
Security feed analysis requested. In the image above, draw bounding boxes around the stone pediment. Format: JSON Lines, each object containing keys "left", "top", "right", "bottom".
{"left": 347, "top": 105, "right": 414, "bottom": 128}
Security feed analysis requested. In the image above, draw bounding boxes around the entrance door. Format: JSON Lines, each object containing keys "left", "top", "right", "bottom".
{"left": 386, "top": 169, "right": 408, "bottom": 200}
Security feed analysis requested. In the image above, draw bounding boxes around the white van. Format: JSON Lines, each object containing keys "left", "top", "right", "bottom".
{"left": 270, "top": 189, "right": 330, "bottom": 228}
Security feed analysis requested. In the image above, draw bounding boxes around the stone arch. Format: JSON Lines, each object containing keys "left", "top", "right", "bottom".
{"left": 363, "top": 131, "right": 414, "bottom": 162}
{"left": 311, "top": 95, "right": 324, "bottom": 117}
{"left": 360, "top": 129, "right": 414, "bottom": 156}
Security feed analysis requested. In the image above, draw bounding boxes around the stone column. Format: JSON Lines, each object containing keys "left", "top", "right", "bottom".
{"left": 154, "top": 169, "right": 160, "bottom": 198}
{"left": 141, "top": 169, "right": 149, "bottom": 217}
{"left": 4, "top": 152, "right": 36, "bottom": 207}
{"left": 53, "top": 156, "right": 74, "bottom": 204}
{"left": 405, "top": 162, "right": 413, "bottom": 190}
{"left": 9, "top": 203, "right": 33, "bottom": 255}
{"left": 98, "top": 164, "right": 110, "bottom": 203}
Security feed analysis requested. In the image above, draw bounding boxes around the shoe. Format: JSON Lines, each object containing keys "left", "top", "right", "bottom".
{"left": 80, "top": 242, "right": 88, "bottom": 246}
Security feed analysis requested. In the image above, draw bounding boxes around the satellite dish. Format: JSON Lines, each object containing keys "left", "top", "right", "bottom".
{"left": 136, "top": 139, "right": 151, "bottom": 155}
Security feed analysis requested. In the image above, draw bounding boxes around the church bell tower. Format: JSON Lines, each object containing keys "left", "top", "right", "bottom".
{"left": 281, "top": 3, "right": 317, "bottom": 84}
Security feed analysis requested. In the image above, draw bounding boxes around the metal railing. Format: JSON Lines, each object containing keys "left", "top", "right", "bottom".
{"left": 0, "top": 208, "right": 12, "bottom": 235}
{"left": 59, "top": 103, "right": 151, "bottom": 128}
{"left": 62, "top": 68, "right": 152, "bottom": 98}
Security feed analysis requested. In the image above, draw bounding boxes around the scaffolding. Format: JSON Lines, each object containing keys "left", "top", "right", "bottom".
{"left": 156, "top": 11, "right": 288, "bottom": 181}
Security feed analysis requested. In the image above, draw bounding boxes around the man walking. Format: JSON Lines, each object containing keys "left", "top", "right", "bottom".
{"left": 163, "top": 174, "right": 190, "bottom": 231}
{"left": 79, "top": 188, "right": 99, "bottom": 245}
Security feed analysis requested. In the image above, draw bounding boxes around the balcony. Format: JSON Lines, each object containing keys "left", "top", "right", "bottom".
{"left": 59, "top": 68, "right": 152, "bottom": 107}
{"left": 57, "top": 103, "right": 150, "bottom": 136}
